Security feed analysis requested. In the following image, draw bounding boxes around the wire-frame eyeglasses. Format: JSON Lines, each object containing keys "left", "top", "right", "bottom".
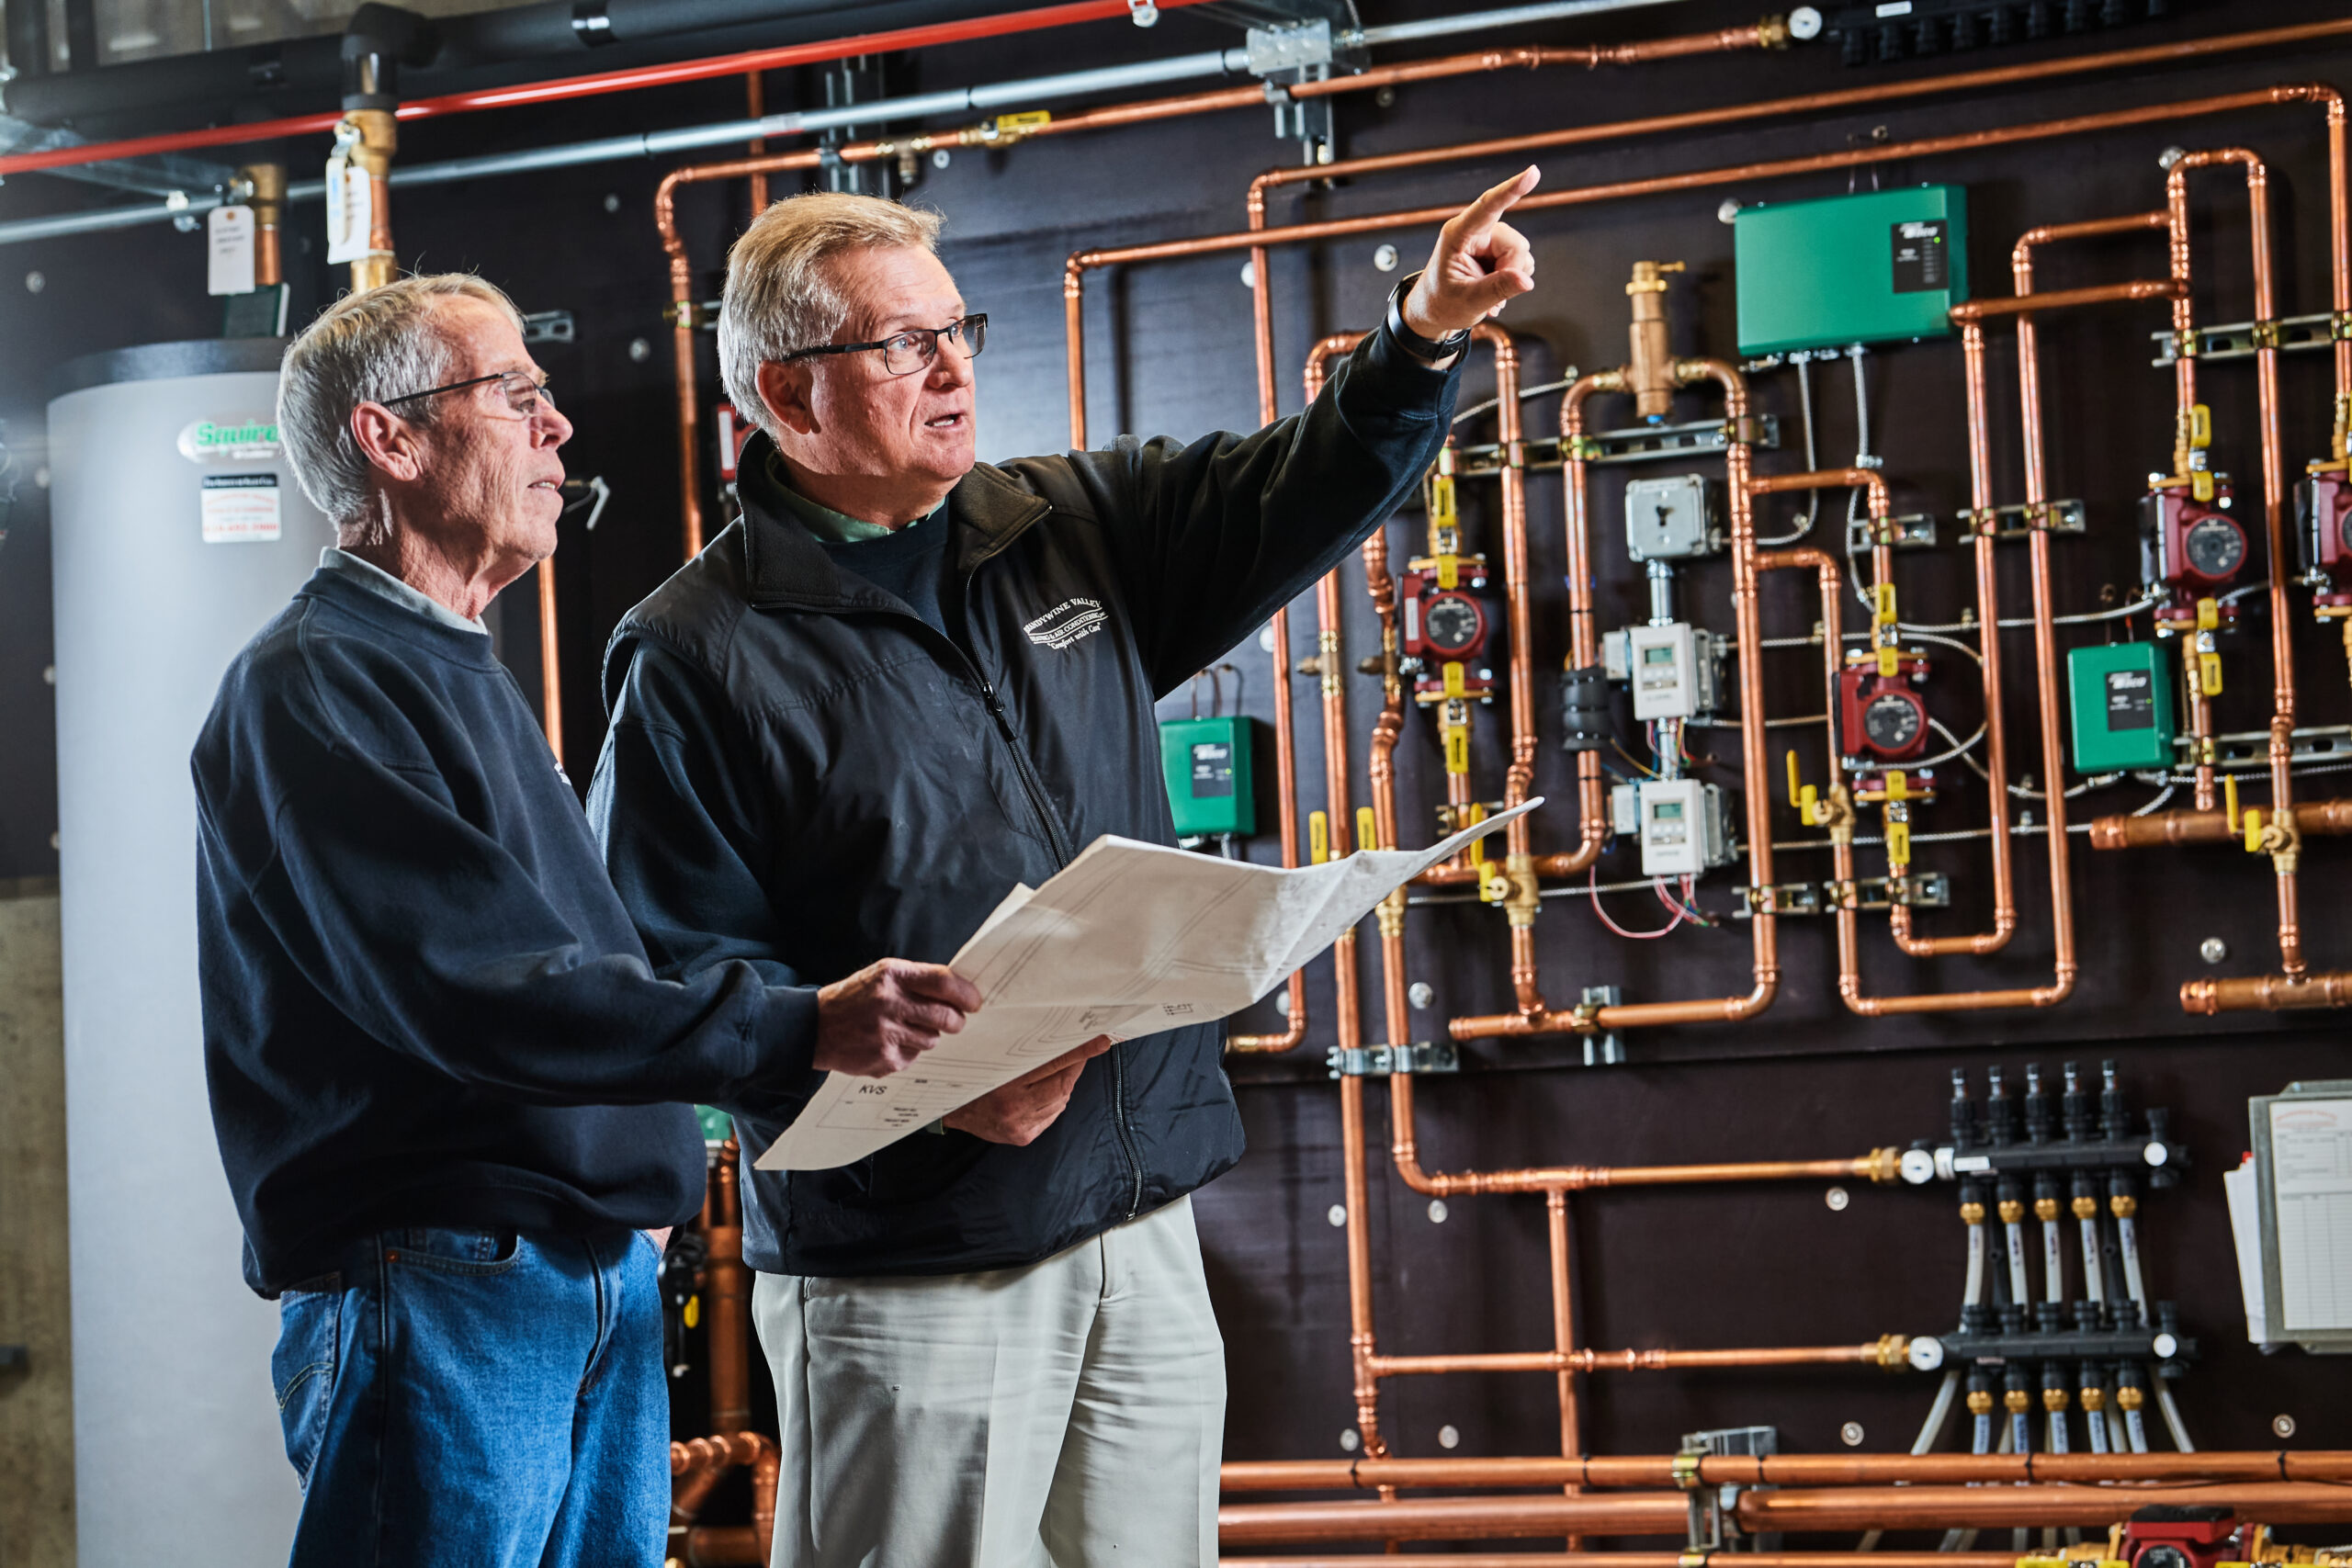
{"left": 773, "top": 313, "right": 987, "bottom": 378}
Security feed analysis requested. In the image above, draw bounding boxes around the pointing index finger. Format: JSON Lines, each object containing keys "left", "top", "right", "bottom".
{"left": 1456, "top": 165, "right": 1542, "bottom": 240}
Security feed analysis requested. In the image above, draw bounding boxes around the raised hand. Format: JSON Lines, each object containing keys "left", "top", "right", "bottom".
{"left": 1404, "top": 164, "right": 1542, "bottom": 341}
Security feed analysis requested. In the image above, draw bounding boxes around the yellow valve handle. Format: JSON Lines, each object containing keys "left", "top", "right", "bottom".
{"left": 2199, "top": 649, "right": 2223, "bottom": 696}
{"left": 1356, "top": 807, "right": 1378, "bottom": 853}
{"left": 1875, "top": 582, "right": 1898, "bottom": 626}
{"left": 1885, "top": 770, "right": 1909, "bottom": 801}
{"left": 2189, "top": 402, "right": 2212, "bottom": 449}
{"left": 1876, "top": 645, "right": 1900, "bottom": 678}
{"left": 1442, "top": 660, "right": 1467, "bottom": 698}
{"left": 1309, "top": 810, "right": 1330, "bottom": 865}
{"left": 2195, "top": 596, "right": 2219, "bottom": 631}
{"left": 1462, "top": 801, "right": 1489, "bottom": 864}
{"left": 1786, "top": 750, "right": 1804, "bottom": 808}
{"left": 2244, "top": 805, "right": 2267, "bottom": 855}
{"left": 1477, "top": 862, "right": 1510, "bottom": 904}
{"left": 1886, "top": 818, "right": 1913, "bottom": 868}
{"left": 2191, "top": 469, "right": 2216, "bottom": 503}
{"left": 1436, "top": 553, "right": 1460, "bottom": 591}
{"left": 994, "top": 109, "right": 1052, "bottom": 132}
{"left": 684, "top": 1294, "right": 700, "bottom": 1329}
{"left": 1800, "top": 785, "right": 1822, "bottom": 825}
{"left": 1443, "top": 724, "right": 1471, "bottom": 775}
{"left": 2224, "top": 773, "right": 2241, "bottom": 831}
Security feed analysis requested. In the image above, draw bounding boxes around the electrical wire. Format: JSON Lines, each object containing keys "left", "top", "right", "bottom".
{"left": 1589, "top": 863, "right": 1685, "bottom": 939}
{"left": 1757, "top": 354, "right": 1824, "bottom": 547}
{"left": 1449, "top": 374, "right": 1579, "bottom": 428}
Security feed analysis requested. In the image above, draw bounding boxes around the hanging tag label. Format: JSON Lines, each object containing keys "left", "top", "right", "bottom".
{"left": 324, "top": 157, "right": 374, "bottom": 265}
{"left": 1875, "top": 582, "right": 1898, "bottom": 626}
{"left": 207, "top": 205, "right": 256, "bottom": 296}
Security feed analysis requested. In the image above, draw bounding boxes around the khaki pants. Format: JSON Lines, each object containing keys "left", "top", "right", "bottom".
{"left": 751, "top": 1195, "right": 1225, "bottom": 1568}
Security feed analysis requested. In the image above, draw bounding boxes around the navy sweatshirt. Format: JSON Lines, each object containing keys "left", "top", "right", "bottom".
{"left": 194, "top": 568, "right": 822, "bottom": 1294}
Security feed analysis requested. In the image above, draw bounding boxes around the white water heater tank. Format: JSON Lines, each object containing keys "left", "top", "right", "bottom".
{"left": 48, "top": 338, "right": 327, "bottom": 1567}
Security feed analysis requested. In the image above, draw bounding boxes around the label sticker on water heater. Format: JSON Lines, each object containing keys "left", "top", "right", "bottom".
{"left": 200, "top": 473, "right": 281, "bottom": 544}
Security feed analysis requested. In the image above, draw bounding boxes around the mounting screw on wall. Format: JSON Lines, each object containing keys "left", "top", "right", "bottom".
{"left": 933, "top": 149, "right": 952, "bottom": 169}
{"left": 2275, "top": 1414, "right": 2297, "bottom": 1439}
{"left": 1374, "top": 85, "right": 1396, "bottom": 108}
{"left": 603, "top": 193, "right": 620, "bottom": 213}
{"left": 1825, "top": 1186, "right": 1850, "bottom": 1212}
{"left": 1408, "top": 981, "right": 1434, "bottom": 1010}
{"left": 1238, "top": 259, "right": 1256, "bottom": 288}
{"left": 1427, "top": 1200, "right": 1448, "bottom": 1224}
{"left": 1438, "top": 1425, "right": 1460, "bottom": 1450}
{"left": 1339, "top": 1427, "right": 1360, "bottom": 1451}
{"left": 628, "top": 337, "right": 651, "bottom": 363}
{"left": 1374, "top": 244, "right": 1399, "bottom": 273}
{"left": 24, "top": 270, "right": 43, "bottom": 293}
{"left": 1718, "top": 199, "right": 1742, "bottom": 225}
{"left": 1840, "top": 1421, "right": 1866, "bottom": 1447}
{"left": 1327, "top": 1204, "right": 1347, "bottom": 1227}
{"left": 2199, "top": 937, "right": 2228, "bottom": 965}
{"left": 1260, "top": 624, "right": 1278, "bottom": 652}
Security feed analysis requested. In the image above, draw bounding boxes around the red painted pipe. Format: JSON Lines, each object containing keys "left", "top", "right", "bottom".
{"left": 0, "top": 0, "right": 1217, "bottom": 178}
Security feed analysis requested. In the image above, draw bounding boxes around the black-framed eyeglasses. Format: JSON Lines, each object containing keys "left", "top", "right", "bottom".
{"left": 775, "top": 313, "right": 987, "bottom": 378}
{"left": 382, "top": 368, "right": 556, "bottom": 417}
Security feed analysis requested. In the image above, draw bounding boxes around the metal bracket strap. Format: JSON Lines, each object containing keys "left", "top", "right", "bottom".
{"left": 1327, "top": 1042, "right": 1460, "bottom": 1078}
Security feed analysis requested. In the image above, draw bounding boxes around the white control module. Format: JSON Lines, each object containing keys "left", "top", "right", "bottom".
{"left": 1606, "top": 622, "right": 1720, "bottom": 720}
{"left": 1634, "top": 778, "right": 1730, "bottom": 877}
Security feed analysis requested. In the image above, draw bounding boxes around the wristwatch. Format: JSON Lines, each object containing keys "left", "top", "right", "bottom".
{"left": 1386, "top": 271, "right": 1472, "bottom": 365}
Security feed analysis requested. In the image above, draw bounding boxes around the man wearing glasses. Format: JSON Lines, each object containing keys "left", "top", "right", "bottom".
{"left": 590, "top": 176, "right": 1537, "bottom": 1566}
{"left": 193, "top": 273, "right": 977, "bottom": 1566}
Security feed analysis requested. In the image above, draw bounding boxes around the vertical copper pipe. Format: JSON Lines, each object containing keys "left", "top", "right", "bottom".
{"left": 656, "top": 171, "right": 707, "bottom": 561}
{"left": 1545, "top": 1190, "right": 1582, "bottom": 1485}
{"left": 239, "top": 161, "right": 285, "bottom": 289}
{"left": 1065, "top": 256, "right": 1089, "bottom": 450}
{"left": 1892, "top": 319, "right": 2015, "bottom": 956}
{"left": 707, "top": 1142, "right": 752, "bottom": 1433}
{"left": 2173, "top": 150, "right": 2300, "bottom": 979}
{"left": 537, "top": 558, "right": 563, "bottom": 764}
{"left": 2332, "top": 92, "right": 2352, "bottom": 455}
{"left": 2163, "top": 173, "right": 2217, "bottom": 808}
{"left": 745, "top": 73, "right": 770, "bottom": 213}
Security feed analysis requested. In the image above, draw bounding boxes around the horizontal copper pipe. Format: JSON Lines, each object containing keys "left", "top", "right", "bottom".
{"left": 1223, "top": 1450, "right": 2352, "bottom": 1494}
{"left": 1947, "top": 278, "right": 2184, "bottom": 319}
{"left": 1245, "top": 17, "right": 2352, "bottom": 205}
{"left": 1222, "top": 1557, "right": 2022, "bottom": 1568}
{"left": 1391, "top": 1149, "right": 1895, "bottom": 1200}
{"left": 2015, "top": 211, "right": 2172, "bottom": 252}
{"left": 2183, "top": 971, "right": 2352, "bottom": 1013}
{"left": 1370, "top": 1338, "right": 1900, "bottom": 1376}
{"left": 2091, "top": 798, "right": 2352, "bottom": 848}
{"left": 681, "top": 1524, "right": 760, "bottom": 1565}
{"left": 1081, "top": 87, "right": 2330, "bottom": 275}
{"left": 1220, "top": 1493, "right": 1690, "bottom": 1548}
{"left": 1746, "top": 1483, "right": 2352, "bottom": 1531}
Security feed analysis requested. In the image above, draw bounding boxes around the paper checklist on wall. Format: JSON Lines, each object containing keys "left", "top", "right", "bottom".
{"left": 754, "top": 797, "right": 1541, "bottom": 1171}
{"left": 2267, "top": 1096, "right": 2352, "bottom": 1337}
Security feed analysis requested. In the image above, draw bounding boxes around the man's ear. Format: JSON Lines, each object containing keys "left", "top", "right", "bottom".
{"left": 756, "top": 360, "right": 820, "bottom": 437}
{"left": 349, "top": 402, "right": 429, "bottom": 486}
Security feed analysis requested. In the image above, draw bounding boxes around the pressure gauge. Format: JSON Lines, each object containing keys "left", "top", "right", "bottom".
{"left": 2182, "top": 513, "right": 2245, "bottom": 581}
{"left": 1862, "top": 690, "right": 1924, "bottom": 754}
{"left": 1421, "top": 592, "right": 1486, "bottom": 654}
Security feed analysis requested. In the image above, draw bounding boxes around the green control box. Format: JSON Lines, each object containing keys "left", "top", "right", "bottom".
{"left": 1159, "top": 716, "right": 1256, "bottom": 840}
{"left": 2067, "top": 643, "right": 2177, "bottom": 773}
{"left": 1736, "top": 185, "right": 1969, "bottom": 356}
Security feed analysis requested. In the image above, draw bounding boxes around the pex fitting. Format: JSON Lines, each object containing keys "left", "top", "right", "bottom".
{"left": 1872, "top": 1334, "right": 1909, "bottom": 1369}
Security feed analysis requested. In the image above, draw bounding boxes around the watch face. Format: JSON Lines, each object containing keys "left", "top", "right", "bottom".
{"left": 1423, "top": 592, "right": 1485, "bottom": 653}
{"left": 2182, "top": 513, "right": 2245, "bottom": 581}
{"left": 1862, "top": 690, "right": 1923, "bottom": 753}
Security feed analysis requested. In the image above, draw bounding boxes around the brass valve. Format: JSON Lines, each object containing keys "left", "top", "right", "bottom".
{"left": 2115, "top": 1383, "right": 2145, "bottom": 1412}
{"left": 2110, "top": 1192, "right": 2138, "bottom": 1220}
{"left": 2078, "top": 1383, "right": 2105, "bottom": 1413}
{"left": 1872, "top": 1334, "right": 1909, "bottom": 1369}
{"left": 1863, "top": 1146, "right": 1902, "bottom": 1185}
{"left": 2004, "top": 1386, "right": 2033, "bottom": 1415}
{"left": 1626, "top": 259, "right": 1686, "bottom": 295}
{"left": 1625, "top": 261, "right": 1685, "bottom": 421}
{"left": 2071, "top": 1194, "right": 2099, "bottom": 1220}
{"left": 2042, "top": 1386, "right": 2070, "bottom": 1414}
{"left": 1502, "top": 852, "right": 1541, "bottom": 929}
{"left": 1959, "top": 1199, "right": 1985, "bottom": 1225}
{"left": 1997, "top": 1198, "right": 2024, "bottom": 1224}
{"left": 1966, "top": 1387, "right": 1994, "bottom": 1416}
{"left": 2034, "top": 1196, "right": 2060, "bottom": 1223}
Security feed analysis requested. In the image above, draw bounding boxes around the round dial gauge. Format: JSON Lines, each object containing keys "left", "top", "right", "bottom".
{"left": 1421, "top": 592, "right": 1486, "bottom": 653}
{"left": 1862, "top": 690, "right": 1923, "bottom": 754}
{"left": 2182, "top": 513, "right": 2245, "bottom": 581}
{"left": 2337, "top": 504, "right": 2352, "bottom": 556}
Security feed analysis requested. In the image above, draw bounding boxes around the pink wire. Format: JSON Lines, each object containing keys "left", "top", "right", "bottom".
{"left": 1589, "top": 863, "right": 1685, "bottom": 940}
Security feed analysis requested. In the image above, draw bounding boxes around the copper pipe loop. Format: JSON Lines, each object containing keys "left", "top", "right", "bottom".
{"left": 1221, "top": 1450, "right": 2352, "bottom": 1494}
{"left": 2092, "top": 798, "right": 2352, "bottom": 848}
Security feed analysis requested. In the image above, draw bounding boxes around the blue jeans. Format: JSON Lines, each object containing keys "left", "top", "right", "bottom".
{"left": 272, "top": 1225, "right": 668, "bottom": 1568}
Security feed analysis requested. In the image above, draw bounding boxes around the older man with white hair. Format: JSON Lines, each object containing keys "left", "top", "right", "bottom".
{"left": 193, "top": 273, "right": 977, "bottom": 1568}
{"left": 589, "top": 171, "right": 1539, "bottom": 1565}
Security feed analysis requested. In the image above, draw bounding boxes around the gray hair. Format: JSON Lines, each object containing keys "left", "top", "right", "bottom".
{"left": 277, "top": 273, "right": 525, "bottom": 529}
{"left": 718, "top": 192, "right": 944, "bottom": 440}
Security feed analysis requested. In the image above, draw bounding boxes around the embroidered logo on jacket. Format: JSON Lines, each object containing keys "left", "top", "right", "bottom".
{"left": 1023, "top": 597, "right": 1110, "bottom": 650}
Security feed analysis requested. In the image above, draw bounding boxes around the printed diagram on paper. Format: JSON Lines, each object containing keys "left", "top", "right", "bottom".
{"left": 756, "top": 798, "right": 1539, "bottom": 1171}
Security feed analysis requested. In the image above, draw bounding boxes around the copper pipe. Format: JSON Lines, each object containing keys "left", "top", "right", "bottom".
{"left": 2332, "top": 91, "right": 2352, "bottom": 457}
{"left": 669, "top": 1431, "right": 778, "bottom": 1562}
{"left": 1221, "top": 1557, "right": 2019, "bottom": 1568}
{"left": 1219, "top": 1494, "right": 1692, "bottom": 1549}
{"left": 2184, "top": 971, "right": 2352, "bottom": 1011}
{"left": 1226, "top": 603, "right": 1308, "bottom": 1054}
{"left": 2160, "top": 164, "right": 2219, "bottom": 807}
{"left": 1223, "top": 1449, "right": 2352, "bottom": 1493}
{"left": 1949, "top": 279, "right": 2185, "bottom": 320}
{"left": 1451, "top": 359, "right": 1776, "bottom": 1039}
{"left": 2172, "top": 147, "right": 2310, "bottom": 997}
{"left": 238, "top": 162, "right": 285, "bottom": 289}
{"left": 342, "top": 107, "right": 399, "bottom": 295}
{"left": 2093, "top": 798, "right": 2352, "bottom": 847}
{"left": 1370, "top": 1339, "right": 1901, "bottom": 1376}
{"left": 1892, "top": 319, "right": 2018, "bottom": 958}
{"left": 707, "top": 1142, "right": 752, "bottom": 1433}
{"left": 750, "top": 1438, "right": 779, "bottom": 1564}
{"left": 536, "top": 558, "right": 563, "bottom": 764}
{"left": 682, "top": 1524, "right": 760, "bottom": 1564}
{"left": 1544, "top": 1190, "right": 1578, "bottom": 1483}
{"left": 1744, "top": 1483, "right": 2352, "bottom": 1532}
{"left": 655, "top": 170, "right": 707, "bottom": 559}
{"left": 744, "top": 73, "right": 768, "bottom": 214}
{"left": 1391, "top": 1143, "right": 1895, "bottom": 1201}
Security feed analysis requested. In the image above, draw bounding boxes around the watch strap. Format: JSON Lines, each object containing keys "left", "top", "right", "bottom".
{"left": 1387, "top": 271, "right": 1472, "bottom": 364}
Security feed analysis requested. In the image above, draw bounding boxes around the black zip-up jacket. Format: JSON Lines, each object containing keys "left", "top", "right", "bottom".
{"left": 587, "top": 325, "right": 1460, "bottom": 1278}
